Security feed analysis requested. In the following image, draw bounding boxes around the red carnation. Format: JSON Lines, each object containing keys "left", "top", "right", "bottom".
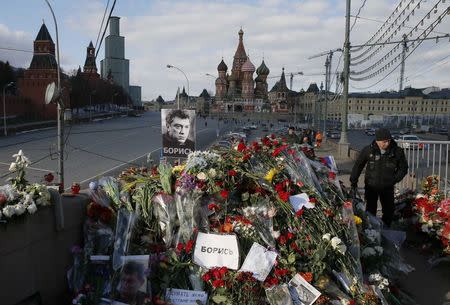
{"left": 220, "top": 189, "right": 229, "bottom": 200}
{"left": 309, "top": 197, "right": 317, "bottom": 203}
{"left": 278, "top": 235, "right": 286, "bottom": 245}
{"left": 278, "top": 191, "right": 290, "bottom": 202}
{"left": 237, "top": 141, "right": 246, "bottom": 152}
{"left": 202, "top": 273, "right": 211, "bottom": 282}
{"left": 286, "top": 232, "right": 294, "bottom": 240}
{"left": 176, "top": 242, "right": 184, "bottom": 252}
{"left": 228, "top": 169, "right": 237, "bottom": 176}
{"left": 208, "top": 203, "right": 219, "bottom": 210}
{"left": 328, "top": 171, "right": 336, "bottom": 179}
{"left": 212, "top": 279, "right": 225, "bottom": 288}
{"left": 185, "top": 240, "right": 194, "bottom": 253}
{"left": 295, "top": 208, "right": 304, "bottom": 217}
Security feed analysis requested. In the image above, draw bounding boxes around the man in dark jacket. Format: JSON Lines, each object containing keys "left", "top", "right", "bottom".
{"left": 285, "top": 126, "right": 300, "bottom": 144}
{"left": 350, "top": 128, "right": 408, "bottom": 226}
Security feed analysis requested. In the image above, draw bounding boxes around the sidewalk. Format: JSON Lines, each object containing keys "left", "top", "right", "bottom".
{"left": 316, "top": 140, "right": 450, "bottom": 305}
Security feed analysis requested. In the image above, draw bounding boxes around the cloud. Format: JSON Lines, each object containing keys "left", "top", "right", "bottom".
{"left": 2, "top": 0, "right": 450, "bottom": 101}
{"left": 0, "top": 24, "right": 33, "bottom": 67}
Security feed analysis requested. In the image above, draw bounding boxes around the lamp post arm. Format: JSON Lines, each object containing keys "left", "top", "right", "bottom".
{"left": 172, "top": 66, "right": 190, "bottom": 100}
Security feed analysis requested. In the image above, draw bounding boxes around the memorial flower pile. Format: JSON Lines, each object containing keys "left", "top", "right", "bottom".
{"left": 0, "top": 150, "right": 52, "bottom": 221}
{"left": 413, "top": 175, "right": 450, "bottom": 254}
{"left": 70, "top": 135, "right": 412, "bottom": 305}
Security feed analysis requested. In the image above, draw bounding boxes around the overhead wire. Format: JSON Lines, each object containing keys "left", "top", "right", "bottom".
{"left": 95, "top": 0, "right": 111, "bottom": 50}
{"left": 405, "top": 51, "right": 450, "bottom": 82}
{"left": 350, "top": 2, "right": 446, "bottom": 79}
{"left": 350, "top": 7, "right": 449, "bottom": 89}
{"left": 351, "top": 0, "right": 423, "bottom": 61}
{"left": 351, "top": 0, "right": 416, "bottom": 53}
{"left": 351, "top": 0, "right": 426, "bottom": 65}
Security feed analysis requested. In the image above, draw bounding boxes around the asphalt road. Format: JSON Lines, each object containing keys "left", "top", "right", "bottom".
{"left": 0, "top": 112, "right": 233, "bottom": 189}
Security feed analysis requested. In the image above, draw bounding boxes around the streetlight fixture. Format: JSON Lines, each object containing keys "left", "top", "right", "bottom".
{"left": 167, "top": 64, "right": 190, "bottom": 107}
{"left": 2, "top": 82, "right": 14, "bottom": 136}
{"left": 205, "top": 73, "right": 216, "bottom": 79}
{"left": 44, "top": 0, "right": 64, "bottom": 190}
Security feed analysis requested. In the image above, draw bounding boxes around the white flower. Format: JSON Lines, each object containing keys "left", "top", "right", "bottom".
{"left": 14, "top": 203, "right": 26, "bottom": 215}
{"left": 362, "top": 247, "right": 376, "bottom": 257}
{"left": 9, "top": 162, "right": 17, "bottom": 172}
{"left": 338, "top": 244, "right": 347, "bottom": 254}
{"left": 272, "top": 230, "right": 281, "bottom": 239}
{"left": 369, "top": 273, "right": 382, "bottom": 282}
{"left": 208, "top": 168, "right": 217, "bottom": 178}
{"left": 27, "top": 203, "right": 37, "bottom": 214}
{"left": 421, "top": 224, "right": 430, "bottom": 233}
{"left": 374, "top": 246, "right": 384, "bottom": 255}
{"left": 3, "top": 205, "right": 15, "bottom": 217}
{"left": 330, "top": 236, "right": 342, "bottom": 248}
{"left": 24, "top": 194, "right": 34, "bottom": 206}
{"left": 364, "top": 229, "right": 381, "bottom": 243}
{"left": 196, "top": 172, "right": 207, "bottom": 181}
{"left": 322, "top": 233, "right": 331, "bottom": 241}
{"left": 12, "top": 149, "right": 24, "bottom": 159}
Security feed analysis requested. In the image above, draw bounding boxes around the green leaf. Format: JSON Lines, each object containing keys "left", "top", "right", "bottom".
{"left": 288, "top": 253, "right": 296, "bottom": 264}
{"left": 212, "top": 295, "right": 228, "bottom": 304}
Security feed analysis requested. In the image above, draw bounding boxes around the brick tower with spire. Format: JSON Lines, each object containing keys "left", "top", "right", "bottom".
{"left": 18, "top": 22, "right": 59, "bottom": 119}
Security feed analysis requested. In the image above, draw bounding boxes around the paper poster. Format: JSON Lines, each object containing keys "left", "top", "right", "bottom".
{"left": 165, "top": 288, "right": 208, "bottom": 305}
{"left": 161, "top": 109, "right": 196, "bottom": 158}
{"left": 108, "top": 255, "right": 150, "bottom": 305}
{"left": 239, "top": 242, "right": 277, "bottom": 281}
{"left": 193, "top": 232, "right": 240, "bottom": 270}
{"left": 266, "top": 284, "right": 294, "bottom": 305}
{"left": 288, "top": 274, "right": 321, "bottom": 305}
{"left": 289, "top": 193, "right": 315, "bottom": 212}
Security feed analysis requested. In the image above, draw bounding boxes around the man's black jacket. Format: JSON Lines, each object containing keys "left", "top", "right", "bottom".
{"left": 350, "top": 140, "right": 408, "bottom": 188}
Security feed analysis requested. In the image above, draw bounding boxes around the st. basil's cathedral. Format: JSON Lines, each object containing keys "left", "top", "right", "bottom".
{"left": 213, "top": 29, "right": 271, "bottom": 113}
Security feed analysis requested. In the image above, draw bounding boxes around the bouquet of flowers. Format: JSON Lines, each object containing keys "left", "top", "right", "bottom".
{"left": 0, "top": 150, "right": 52, "bottom": 222}
{"left": 69, "top": 134, "right": 415, "bottom": 305}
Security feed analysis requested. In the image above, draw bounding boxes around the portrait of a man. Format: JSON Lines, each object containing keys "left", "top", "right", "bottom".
{"left": 161, "top": 109, "right": 196, "bottom": 158}
{"left": 113, "top": 260, "right": 149, "bottom": 305}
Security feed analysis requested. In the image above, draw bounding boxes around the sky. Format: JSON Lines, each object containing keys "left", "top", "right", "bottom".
{"left": 1, "top": 0, "right": 449, "bottom": 101}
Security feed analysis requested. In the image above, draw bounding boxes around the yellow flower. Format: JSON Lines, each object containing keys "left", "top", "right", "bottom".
{"left": 172, "top": 164, "right": 185, "bottom": 174}
{"left": 264, "top": 168, "right": 279, "bottom": 183}
{"left": 354, "top": 215, "right": 362, "bottom": 225}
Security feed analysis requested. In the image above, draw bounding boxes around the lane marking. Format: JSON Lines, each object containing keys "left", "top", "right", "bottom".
{"left": 75, "top": 147, "right": 162, "bottom": 187}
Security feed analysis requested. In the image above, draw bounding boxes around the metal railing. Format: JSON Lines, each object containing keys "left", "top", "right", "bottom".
{"left": 397, "top": 140, "right": 450, "bottom": 198}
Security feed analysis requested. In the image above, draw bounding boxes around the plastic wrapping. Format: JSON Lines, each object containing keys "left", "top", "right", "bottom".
{"left": 381, "top": 229, "right": 406, "bottom": 250}
{"left": 67, "top": 248, "right": 85, "bottom": 292}
{"left": 242, "top": 198, "right": 276, "bottom": 248}
{"left": 83, "top": 219, "right": 114, "bottom": 256}
{"left": 341, "top": 204, "right": 363, "bottom": 281}
{"left": 99, "top": 177, "right": 121, "bottom": 207}
{"left": 89, "top": 187, "right": 112, "bottom": 207}
{"left": 175, "top": 192, "right": 202, "bottom": 244}
{"left": 380, "top": 230, "right": 415, "bottom": 280}
{"left": 282, "top": 149, "right": 323, "bottom": 194}
{"left": 265, "top": 284, "right": 294, "bottom": 305}
{"left": 315, "top": 275, "right": 352, "bottom": 302}
{"left": 153, "top": 193, "right": 177, "bottom": 248}
{"left": 112, "top": 209, "right": 137, "bottom": 270}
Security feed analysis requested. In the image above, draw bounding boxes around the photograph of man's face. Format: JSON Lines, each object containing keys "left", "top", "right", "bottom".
{"left": 166, "top": 111, "right": 191, "bottom": 144}
{"left": 115, "top": 261, "right": 147, "bottom": 304}
{"left": 161, "top": 109, "right": 196, "bottom": 158}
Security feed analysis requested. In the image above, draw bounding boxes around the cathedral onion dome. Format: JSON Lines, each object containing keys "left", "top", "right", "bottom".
{"left": 255, "top": 74, "right": 263, "bottom": 82}
{"left": 256, "top": 60, "right": 270, "bottom": 75}
{"left": 241, "top": 57, "right": 255, "bottom": 72}
{"left": 217, "top": 59, "right": 228, "bottom": 72}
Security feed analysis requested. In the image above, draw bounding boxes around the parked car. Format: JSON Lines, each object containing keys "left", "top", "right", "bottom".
{"left": 397, "top": 134, "right": 426, "bottom": 150}
{"left": 329, "top": 131, "right": 341, "bottom": 139}
{"left": 364, "top": 128, "right": 376, "bottom": 136}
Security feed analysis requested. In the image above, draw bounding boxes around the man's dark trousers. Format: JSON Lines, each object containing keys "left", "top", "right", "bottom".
{"left": 364, "top": 185, "right": 394, "bottom": 226}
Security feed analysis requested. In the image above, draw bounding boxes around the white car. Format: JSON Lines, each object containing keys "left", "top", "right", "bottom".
{"left": 397, "top": 134, "right": 425, "bottom": 150}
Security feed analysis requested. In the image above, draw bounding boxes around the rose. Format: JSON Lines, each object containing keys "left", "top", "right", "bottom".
{"left": 71, "top": 183, "right": 81, "bottom": 195}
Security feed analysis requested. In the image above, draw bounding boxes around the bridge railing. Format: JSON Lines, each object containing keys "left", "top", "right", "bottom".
{"left": 396, "top": 140, "right": 449, "bottom": 198}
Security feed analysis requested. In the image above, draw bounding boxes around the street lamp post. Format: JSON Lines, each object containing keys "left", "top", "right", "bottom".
{"left": 167, "top": 64, "right": 190, "bottom": 108}
{"left": 44, "top": 0, "right": 64, "bottom": 190}
{"left": 2, "top": 82, "right": 14, "bottom": 136}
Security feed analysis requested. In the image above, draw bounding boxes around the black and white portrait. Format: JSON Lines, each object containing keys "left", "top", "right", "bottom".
{"left": 161, "top": 109, "right": 196, "bottom": 158}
